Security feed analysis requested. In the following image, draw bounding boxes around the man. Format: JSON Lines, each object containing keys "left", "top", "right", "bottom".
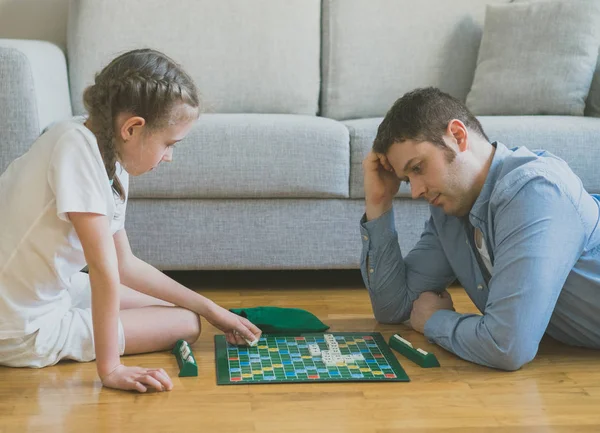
{"left": 360, "top": 87, "right": 600, "bottom": 370}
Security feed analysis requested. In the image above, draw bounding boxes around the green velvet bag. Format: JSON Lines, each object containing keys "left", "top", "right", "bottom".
{"left": 229, "top": 306, "right": 330, "bottom": 334}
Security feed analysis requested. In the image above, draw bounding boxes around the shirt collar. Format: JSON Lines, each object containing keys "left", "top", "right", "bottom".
{"left": 468, "top": 141, "right": 511, "bottom": 225}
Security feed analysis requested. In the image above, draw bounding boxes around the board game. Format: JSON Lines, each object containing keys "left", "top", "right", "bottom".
{"left": 214, "top": 332, "right": 409, "bottom": 385}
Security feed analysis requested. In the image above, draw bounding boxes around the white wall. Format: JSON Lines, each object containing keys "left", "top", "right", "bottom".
{"left": 0, "top": 0, "right": 69, "bottom": 48}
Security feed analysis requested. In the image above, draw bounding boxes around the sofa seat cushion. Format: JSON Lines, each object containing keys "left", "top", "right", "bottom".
{"left": 129, "top": 114, "right": 350, "bottom": 199}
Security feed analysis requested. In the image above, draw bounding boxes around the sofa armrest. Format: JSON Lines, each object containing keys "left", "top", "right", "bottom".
{"left": 0, "top": 39, "right": 72, "bottom": 172}
{"left": 0, "top": 39, "right": 72, "bottom": 131}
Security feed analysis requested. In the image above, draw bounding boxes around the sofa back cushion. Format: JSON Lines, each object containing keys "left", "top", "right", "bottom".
{"left": 128, "top": 114, "right": 350, "bottom": 199}
{"left": 67, "top": 0, "right": 321, "bottom": 116}
{"left": 511, "top": 0, "right": 600, "bottom": 117}
{"left": 320, "top": 0, "right": 511, "bottom": 120}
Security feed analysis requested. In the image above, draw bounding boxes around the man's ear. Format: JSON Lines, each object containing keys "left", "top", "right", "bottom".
{"left": 120, "top": 116, "right": 146, "bottom": 141}
{"left": 447, "top": 119, "right": 469, "bottom": 152}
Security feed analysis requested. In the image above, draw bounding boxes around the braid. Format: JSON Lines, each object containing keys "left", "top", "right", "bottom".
{"left": 83, "top": 82, "right": 126, "bottom": 200}
{"left": 82, "top": 48, "right": 200, "bottom": 201}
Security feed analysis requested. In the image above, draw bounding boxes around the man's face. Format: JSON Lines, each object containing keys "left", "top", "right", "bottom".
{"left": 385, "top": 138, "right": 478, "bottom": 217}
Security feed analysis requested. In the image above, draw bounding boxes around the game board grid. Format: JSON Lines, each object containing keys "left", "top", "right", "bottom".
{"left": 215, "top": 332, "right": 409, "bottom": 385}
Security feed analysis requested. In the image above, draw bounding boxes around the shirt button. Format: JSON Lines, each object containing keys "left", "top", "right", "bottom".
{"left": 369, "top": 268, "right": 374, "bottom": 274}
{"left": 477, "top": 284, "right": 483, "bottom": 290}
{"left": 363, "top": 235, "right": 369, "bottom": 241}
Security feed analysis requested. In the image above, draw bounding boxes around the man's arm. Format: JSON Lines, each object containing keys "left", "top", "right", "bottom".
{"left": 361, "top": 210, "right": 456, "bottom": 324}
{"left": 361, "top": 150, "right": 455, "bottom": 324}
{"left": 424, "top": 178, "right": 586, "bottom": 371}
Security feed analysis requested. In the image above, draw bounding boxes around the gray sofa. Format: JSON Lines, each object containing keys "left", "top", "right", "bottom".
{"left": 1, "top": 0, "right": 599, "bottom": 270}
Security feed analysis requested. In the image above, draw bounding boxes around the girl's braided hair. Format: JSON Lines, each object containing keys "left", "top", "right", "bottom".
{"left": 83, "top": 49, "right": 200, "bottom": 200}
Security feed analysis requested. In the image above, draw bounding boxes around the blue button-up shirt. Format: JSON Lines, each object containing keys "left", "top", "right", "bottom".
{"left": 360, "top": 142, "right": 600, "bottom": 370}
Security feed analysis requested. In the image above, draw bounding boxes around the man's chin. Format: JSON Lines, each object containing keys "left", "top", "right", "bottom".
{"left": 439, "top": 202, "right": 464, "bottom": 217}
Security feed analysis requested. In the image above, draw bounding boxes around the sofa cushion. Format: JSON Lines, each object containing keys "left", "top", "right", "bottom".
{"left": 0, "top": 40, "right": 72, "bottom": 173}
{"left": 320, "top": 0, "right": 511, "bottom": 120}
{"left": 586, "top": 55, "right": 600, "bottom": 118}
{"left": 0, "top": 47, "right": 39, "bottom": 175}
{"left": 481, "top": 116, "right": 600, "bottom": 194}
{"left": 466, "top": 1, "right": 600, "bottom": 116}
{"left": 129, "top": 114, "right": 350, "bottom": 199}
{"left": 512, "top": 0, "right": 600, "bottom": 118}
{"left": 126, "top": 198, "right": 430, "bottom": 270}
{"left": 67, "top": 0, "right": 321, "bottom": 116}
{"left": 346, "top": 116, "right": 600, "bottom": 198}
{"left": 346, "top": 118, "right": 412, "bottom": 199}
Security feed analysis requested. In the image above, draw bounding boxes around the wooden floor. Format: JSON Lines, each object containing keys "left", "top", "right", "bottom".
{"left": 1, "top": 270, "right": 600, "bottom": 433}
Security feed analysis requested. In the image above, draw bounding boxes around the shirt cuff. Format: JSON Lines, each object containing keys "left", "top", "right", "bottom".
{"left": 423, "top": 309, "right": 462, "bottom": 342}
{"left": 359, "top": 209, "right": 397, "bottom": 246}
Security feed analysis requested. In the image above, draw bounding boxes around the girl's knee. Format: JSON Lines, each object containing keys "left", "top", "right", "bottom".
{"left": 181, "top": 310, "right": 201, "bottom": 344}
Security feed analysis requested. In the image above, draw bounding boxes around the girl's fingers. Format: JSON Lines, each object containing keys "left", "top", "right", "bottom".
{"left": 241, "top": 318, "right": 262, "bottom": 337}
{"left": 236, "top": 326, "right": 258, "bottom": 343}
{"left": 139, "top": 373, "right": 165, "bottom": 392}
{"left": 133, "top": 380, "right": 147, "bottom": 393}
{"left": 158, "top": 368, "right": 173, "bottom": 388}
{"left": 233, "top": 332, "right": 247, "bottom": 346}
{"left": 232, "top": 329, "right": 248, "bottom": 346}
{"left": 147, "top": 369, "right": 173, "bottom": 390}
{"left": 225, "top": 332, "right": 237, "bottom": 345}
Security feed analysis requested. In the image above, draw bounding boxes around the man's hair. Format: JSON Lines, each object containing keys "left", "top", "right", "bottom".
{"left": 373, "top": 87, "right": 489, "bottom": 154}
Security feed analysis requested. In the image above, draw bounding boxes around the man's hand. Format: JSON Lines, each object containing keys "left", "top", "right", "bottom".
{"left": 363, "top": 150, "right": 401, "bottom": 221}
{"left": 410, "top": 291, "right": 455, "bottom": 334}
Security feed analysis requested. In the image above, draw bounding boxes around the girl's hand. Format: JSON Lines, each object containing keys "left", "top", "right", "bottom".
{"left": 205, "top": 305, "right": 262, "bottom": 346}
{"left": 101, "top": 364, "right": 173, "bottom": 393}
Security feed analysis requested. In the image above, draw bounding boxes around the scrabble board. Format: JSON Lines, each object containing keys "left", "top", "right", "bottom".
{"left": 214, "top": 332, "right": 409, "bottom": 385}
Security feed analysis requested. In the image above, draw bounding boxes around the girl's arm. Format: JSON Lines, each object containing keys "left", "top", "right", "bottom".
{"left": 70, "top": 213, "right": 172, "bottom": 392}
{"left": 69, "top": 212, "right": 121, "bottom": 377}
{"left": 113, "top": 229, "right": 261, "bottom": 345}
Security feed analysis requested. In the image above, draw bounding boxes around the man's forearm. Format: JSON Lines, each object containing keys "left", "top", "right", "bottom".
{"left": 365, "top": 196, "right": 394, "bottom": 222}
{"left": 424, "top": 310, "right": 540, "bottom": 371}
{"left": 360, "top": 210, "right": 413, "bottom": 323}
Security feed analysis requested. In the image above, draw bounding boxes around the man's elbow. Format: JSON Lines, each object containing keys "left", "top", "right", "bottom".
{"left": 374, "top": 314, "right": 396, "bottom": 325}
{"left": 373, "top": 309, "right": 409, "bottom": 325}
{"left": 492, "top": 345, "right": 538, "bottom": 372}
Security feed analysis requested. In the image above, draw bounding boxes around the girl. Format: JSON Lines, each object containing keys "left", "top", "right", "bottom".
{"left": 0, "top": 49, "right": 261, "bottom": 392}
